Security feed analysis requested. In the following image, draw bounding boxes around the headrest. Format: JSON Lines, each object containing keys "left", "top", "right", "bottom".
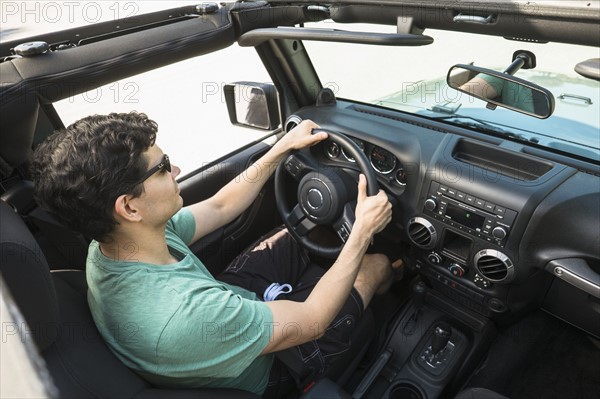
{"left": 0, "top": 200, "right": 59, "bottom": 350}
{"left": 0, "top": 93, "right": 39, "bottom": 178}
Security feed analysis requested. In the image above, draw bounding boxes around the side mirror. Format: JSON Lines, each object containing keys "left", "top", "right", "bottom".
{"left": 224, "top": 82, "right": 281, "bottom": 130}
{"left": 447, "top": 64, "right": 555, "bottom": 119}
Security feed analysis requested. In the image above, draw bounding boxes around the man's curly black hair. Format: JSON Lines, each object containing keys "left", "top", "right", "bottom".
{"left": 31, "top": 112, "right": 158, "bottom": 242}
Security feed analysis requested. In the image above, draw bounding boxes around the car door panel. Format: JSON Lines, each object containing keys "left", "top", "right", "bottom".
{"left": 181, "top": 140, "right": 281, "bottom": 275}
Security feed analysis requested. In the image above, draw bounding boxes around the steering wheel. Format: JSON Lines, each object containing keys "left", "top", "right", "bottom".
{"left": 275, "top": 128, "right": 379, "bottom": 258}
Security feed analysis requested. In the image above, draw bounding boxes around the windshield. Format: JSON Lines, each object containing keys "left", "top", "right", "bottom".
{"left": 304, "top": 23, "right": 600, "bottom": 162}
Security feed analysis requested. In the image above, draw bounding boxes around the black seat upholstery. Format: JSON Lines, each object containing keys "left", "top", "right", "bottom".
{"left": 0, "top": 200, "right": 258, "bottom": 399}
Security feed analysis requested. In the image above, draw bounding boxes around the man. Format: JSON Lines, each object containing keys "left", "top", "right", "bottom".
{"left": 31, "top": 112, "right": 396, "bottom": 398}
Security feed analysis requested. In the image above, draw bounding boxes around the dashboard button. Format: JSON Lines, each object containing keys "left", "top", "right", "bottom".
{"left": 475, "top": 198, "right": 486, "bottom": 208}
{"left": 484, "top": 202, "right": 496, "bottom": 211}
{"left": 466, "top": 195, "right": 475, "bottom": 204}
{"left": 495, "top": 206, "right": 505, "bottom": 215}
{"left": 457, "top": 192, "right": 466, "bottom": 200}
{"left": 337, "top": 223, "right": 351, "bottom": 242}
{"left": 439, "top": 185, "right": 448, "bottom": 194}
{"left": 447, "top": 188, "right": 457, "bottom": 197}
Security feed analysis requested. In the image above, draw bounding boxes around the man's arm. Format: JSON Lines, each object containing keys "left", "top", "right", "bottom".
{"left": 185, "top": 120, "right": 326, "bottom": 244}
{"left": 261, "top": 174, "right": 392, "bottom": 354}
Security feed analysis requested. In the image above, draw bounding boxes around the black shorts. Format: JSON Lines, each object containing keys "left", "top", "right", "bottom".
{"left": 217, "top": 227, "right": 365, "bottom": 399}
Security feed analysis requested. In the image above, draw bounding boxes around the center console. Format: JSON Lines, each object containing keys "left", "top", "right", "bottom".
{"left": 405, "top": 179, "right": 522, "bottom": 316}
{"left": 348, "top": 282, "right": 496, "bottom": 399}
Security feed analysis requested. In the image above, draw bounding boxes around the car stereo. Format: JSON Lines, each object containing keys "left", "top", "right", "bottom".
{"left": 423, "top": 181, "right": 517, "bottom": 247}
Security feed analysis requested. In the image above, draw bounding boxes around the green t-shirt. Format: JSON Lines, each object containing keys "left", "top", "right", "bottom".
{"left": 86, "top": 209, "right": 274, "bottom": 395}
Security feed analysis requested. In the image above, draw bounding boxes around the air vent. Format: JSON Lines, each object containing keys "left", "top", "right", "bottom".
{"left": 407, "top": 217, "right": 437, "bottom": 249}
{"left": 474, "top": 249, "right": 515, "bottom": 282}
{"left": 284, "top": 115, "right": 302, "bottom": 133}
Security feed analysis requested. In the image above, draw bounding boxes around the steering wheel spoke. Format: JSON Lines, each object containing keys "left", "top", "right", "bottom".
{"left": 332, "top": 201, "right": 357, "bottom": 243}
{"left": 288, "top": 205, "right": 317, "bottom": 237}
{"left": 282, "top": 152, "right": 318, "bottom": 181}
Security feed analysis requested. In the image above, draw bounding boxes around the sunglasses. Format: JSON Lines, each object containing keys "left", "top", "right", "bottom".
{"left": 134, "top": 154, "right": 171, "bottom": 186}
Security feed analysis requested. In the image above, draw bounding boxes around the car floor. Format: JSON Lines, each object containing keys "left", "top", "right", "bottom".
{"left": 465, "top": 309, "right": 600, "bottom": 399}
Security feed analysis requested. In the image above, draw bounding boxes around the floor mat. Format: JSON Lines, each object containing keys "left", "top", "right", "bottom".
{"left": 466, "top": 310, "right": 600, "bottom": 399}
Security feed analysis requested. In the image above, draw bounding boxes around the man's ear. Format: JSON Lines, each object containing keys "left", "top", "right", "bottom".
{"left": 114, "top": 194, "right": 143, "bottom": 223}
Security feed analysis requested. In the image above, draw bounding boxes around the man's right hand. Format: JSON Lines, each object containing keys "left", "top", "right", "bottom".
{"left": 353, "top": 174, "right": 392, "bottom": 238}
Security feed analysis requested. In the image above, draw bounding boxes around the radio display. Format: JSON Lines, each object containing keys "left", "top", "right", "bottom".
{"left": 446, "top": 203, "right": 485, "bottom": 229}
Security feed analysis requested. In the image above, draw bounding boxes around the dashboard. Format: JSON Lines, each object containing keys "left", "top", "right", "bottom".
{"left": 288, "top": 100, "right": 600, "bottom": 335}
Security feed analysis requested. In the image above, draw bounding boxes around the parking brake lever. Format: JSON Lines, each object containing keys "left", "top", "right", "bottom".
{"left": 413, "top": 281, "right": 427, "bottom": 310}
{"left": 403, "top": 281, "right": 427, "bottom": 335}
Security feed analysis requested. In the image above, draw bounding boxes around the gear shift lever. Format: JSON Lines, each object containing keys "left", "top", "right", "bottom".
{"left": 431, "top": 323, "right": 452, "bottom": 355}
{"left": 418, "top": 322, "right": 460, "bottom": 375}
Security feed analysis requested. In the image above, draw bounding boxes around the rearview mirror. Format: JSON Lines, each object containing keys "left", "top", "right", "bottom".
{"left": 224, "top": 82, "right": 281, "bottom": 130}
{"left": 447, "top": 64, "right": 555, "bottom": 119}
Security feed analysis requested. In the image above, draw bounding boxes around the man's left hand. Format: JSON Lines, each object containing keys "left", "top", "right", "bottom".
{"left": 277, "top": 119, "right": 328, "bottom": 152}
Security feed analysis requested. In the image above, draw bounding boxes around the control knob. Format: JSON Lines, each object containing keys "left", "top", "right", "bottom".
{"left": 427, "top": 252, "right": 443, "bottom": 265}
{"left": 448, "top": 263, "right": 466, "bottom": 277}
{"left": 424, "top": 198, "right": 437, "bottom": 212}
{"left": 492, "top": 226, "right": 507, "bottom": 240}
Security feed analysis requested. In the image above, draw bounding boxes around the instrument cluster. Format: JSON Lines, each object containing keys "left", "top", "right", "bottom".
{"left": 323, "top": 137, "right": 407, "bottom": 189}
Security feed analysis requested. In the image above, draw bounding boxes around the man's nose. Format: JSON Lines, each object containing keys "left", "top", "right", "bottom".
{"left": 171, "top": 164, "right": 181, "bottom": 178}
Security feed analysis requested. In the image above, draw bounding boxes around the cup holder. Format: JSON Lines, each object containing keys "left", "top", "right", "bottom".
{"left": 387, "top": 382, "right": 425, "bottom": 399}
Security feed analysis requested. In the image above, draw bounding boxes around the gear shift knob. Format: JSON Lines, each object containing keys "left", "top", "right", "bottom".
{"left": 431, "top": 323, "right": 452, "bottom": 355}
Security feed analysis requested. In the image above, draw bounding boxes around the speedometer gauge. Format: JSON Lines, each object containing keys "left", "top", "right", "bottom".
{"left": 370, "top": 147, "right": 397, "bottom": 174}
